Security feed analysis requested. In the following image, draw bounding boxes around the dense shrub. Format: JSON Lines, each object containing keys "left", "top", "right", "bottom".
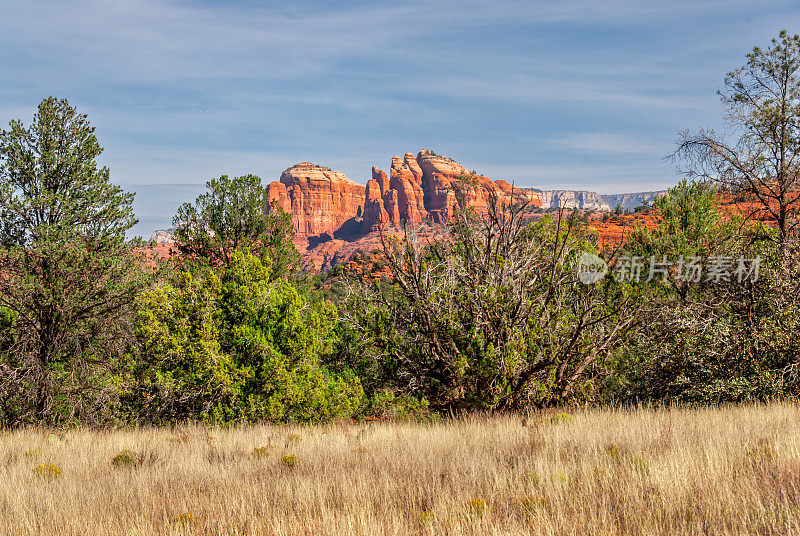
{"left": 121, "top": 250, "right": 364, "bottom": 424}
{"left": 340, "top": 195, "right": 641, "bottom": 411}
{"left": 599, "top": 182, "right": 800, "bottom": 404}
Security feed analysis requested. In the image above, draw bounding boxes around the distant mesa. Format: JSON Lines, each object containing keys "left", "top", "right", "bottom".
{"left": 258, "top": 150, "right": 534, "bottom": 239}
{"left": 266, "top": 162, "right": 366, "bottom": 238}
{"left": 150, "top": 228, "right": 176, "bottom": 243}
{"left": 355, "top": 149, "right": 541, "bottom": 233}
{"left": 538, "top": 190, "right": 666, "bottom": 212}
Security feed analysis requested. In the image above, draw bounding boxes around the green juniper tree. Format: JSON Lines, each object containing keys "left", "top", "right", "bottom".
{"left": 173, "top": 174, "right": 300, "bottom": 277}
{"left": 123, "top": 173, "right": 355, "bottom": 424}
{"left": 0, "top": 97, "right": 146, "bottom": 426}
{"left": 601, "top": 181, "right": 800, "bottom": 403}
{"left": 125, "top": 250, "right": 363, "bottom": 424}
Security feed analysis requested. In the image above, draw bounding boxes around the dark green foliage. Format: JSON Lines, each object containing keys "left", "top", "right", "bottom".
{"left": 601, "top": 181, "right": 800, "bottom": 403}
{"left": 123, "top": 250, "right": 363, "bottom": 424}
{"left": 601, "top": 29, "right": 800, "bottom": 404}
{"left": 0, "top": 97, "right": 146, "bottom": 426}
{"left": 174, "top": 174, "right": 300, "bottom": 277}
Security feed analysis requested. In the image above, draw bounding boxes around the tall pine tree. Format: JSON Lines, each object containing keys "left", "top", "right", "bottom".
{"left": 0, "top": 97, "right": 146, "bottom": 425}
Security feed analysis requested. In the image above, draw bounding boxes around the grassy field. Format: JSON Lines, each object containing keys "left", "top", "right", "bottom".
{"left": 1, "top": 404, "right": 799, "bottom": 535}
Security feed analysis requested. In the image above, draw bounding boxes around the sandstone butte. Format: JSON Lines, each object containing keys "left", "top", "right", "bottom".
{"left": 263, "top": 149, "right": 543, "bottom": 269}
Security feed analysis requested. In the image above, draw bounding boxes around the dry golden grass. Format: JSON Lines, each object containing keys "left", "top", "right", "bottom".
{"left": 2, "top": 403, "right": 799, "bottom": 535}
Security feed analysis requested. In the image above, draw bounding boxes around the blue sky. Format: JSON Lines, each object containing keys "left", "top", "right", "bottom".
{"left": 1, "top": 0, "right": 798, "bottom": 236}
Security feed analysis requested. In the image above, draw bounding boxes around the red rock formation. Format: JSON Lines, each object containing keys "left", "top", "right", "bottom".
{"left": 417, "top": 148, "right": 468, "bottom": 178}
{"left": 259, "top": 151, "right": 544, "bottom": 269}
{"left": 267, "top": 162, "right": 365, "bottom": 237}
{"left": 404, "top": 152, "right": 424, "bottom": 185}
{"left": 359, "top": 149, "right": 542, "bottom": 230}
{"left": 383, "top": 189, "right": 401, "bottom": 227}
{"left": 389, "top": 155, "right": 428, "bottom": 224}
{"left": 264, "top": 152, "right": 542, "bottom": 241}
{"left": 372, "top": 166, "right": 390, "bottom": 194}
{"left": 419, "top": 148, "right": 542, "bottom": 222}
{"left": 266, "top": 181, "right": 291, "bottom": 213}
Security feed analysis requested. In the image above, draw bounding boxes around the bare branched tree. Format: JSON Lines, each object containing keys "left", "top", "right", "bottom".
{"left": 342, "top": 191, "right": 640, "bottom": 410}
{"left": 673, "top": 30, "right": 800, "bottom": 252}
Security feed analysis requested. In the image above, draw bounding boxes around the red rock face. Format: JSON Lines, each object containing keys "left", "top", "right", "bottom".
{"left": 361, "top": 178, "right": 389, "bottom": 233}
{"left": 267, "top": 162, "right": 365, "bottom": 237}
{"left": 389, "top": 155, "right": 428, "bottom": 224}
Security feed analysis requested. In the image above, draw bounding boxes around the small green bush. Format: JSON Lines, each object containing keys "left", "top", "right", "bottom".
{"left": 604, "top": 444, "right": 650, "bottom": 472}
{"left": 629, "top": 454, "right": 651, "bottom": 473}
{"left": 171, "top": 513, "right": 199, "bottom": 526}
{"left": 746, "top": 439, "right": 777, "bottom": 465}
{"left": 252, "top": 447, "right": 270, "bottom": 459}
{"left": 518, "top": 495, "right": 548, "bottom": 513}
{"left": 417, "top": 511, "right": 435, "bottom": 526}
{"left": 549, "top": 412, "right": 574, "bottom": 424}
{"left": 111, "top": 450, "right": 138, "bottom": 467}
{"left": 32, "top": 464, "right": 61, "bottom": 479}
{"left": 23, "top": 448, "right": 42, "bottom": 458}
{"left": 47, "top": 433, "right": 66, "bottom": 444}
{"left": 604, "top": 444, "right": 623, "bottom": 462}
{"left": 367, "top": 390, "right": 437, "bottom": 423}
